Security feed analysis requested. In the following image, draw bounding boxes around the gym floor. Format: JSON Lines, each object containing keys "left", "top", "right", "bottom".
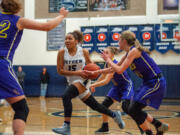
{"left": 0, "top": 97, "right": 180, "bottom": 135}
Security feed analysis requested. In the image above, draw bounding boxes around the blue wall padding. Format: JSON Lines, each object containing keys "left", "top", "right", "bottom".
{"left": 13, "top": 65, "right": 180, "bottom": 98}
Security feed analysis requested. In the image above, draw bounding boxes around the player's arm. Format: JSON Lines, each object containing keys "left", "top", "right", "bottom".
{"left": 17, "top": 8, "right": 68, "bottom": 31}
{"left": 83, "top": 49, "right": 92, "bottom": 64}
{"left": 57, "top": 49, "right": 86, "bottom": 77}
{"left": 106, "top": 48, "right": 141, "bottom": 74}
{"left": 91, "top": 73, "right": 114, "bottom": 88}
{"left": 117, "top": 54, "right": 127, "bottom": 66}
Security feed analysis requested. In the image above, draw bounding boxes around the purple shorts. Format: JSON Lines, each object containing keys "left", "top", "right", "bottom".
{"left": 134, "top": 77, "right": 166, "bottom": 109}
{"left": 0, "top": 58, "right": 24, "bottom": 99}
{"left": 107, "top": 83, "right": 134, "bottom": 102}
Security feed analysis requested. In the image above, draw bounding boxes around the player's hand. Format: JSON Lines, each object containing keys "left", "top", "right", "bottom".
{"left": 90, "top": 86, "right": 96, "bottom": 93}
{"left": 101, "top": 51, "right": 111, "bottom": 62}
{"left": 59, "top": 7, "right": 69, "bottom": 17}
{"left": 83, "top": 70, "right": 93, "bottom": 75}
{"left": 83, "top": 70, "right": 99, "bottom": 76}
{"left": 77, "top": 70, "right": 88, "bottom": 79}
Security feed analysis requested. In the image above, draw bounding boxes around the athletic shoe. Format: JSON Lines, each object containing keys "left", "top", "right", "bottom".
{"left": 52, "top": 123, "right": 70, "bottom": 135}
{"left": 95, "top": 123, "right": 109, "bottom": 134}
{"left": 156, "top": 123, "right": 169, "bottom": 135}
{"left": 113, "top": 111, "right": 125, "bottom": 129}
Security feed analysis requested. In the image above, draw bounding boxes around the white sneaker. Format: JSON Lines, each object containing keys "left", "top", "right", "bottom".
{"left": 52, "top": 123, "right": 70, "bottom": 135}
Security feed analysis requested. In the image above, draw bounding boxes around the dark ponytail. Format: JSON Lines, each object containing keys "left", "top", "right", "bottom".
{"left": 68, "top": 30, "right": 84, "bottom": 44}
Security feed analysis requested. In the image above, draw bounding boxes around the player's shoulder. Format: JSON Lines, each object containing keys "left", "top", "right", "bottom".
{"left": 128, "top": 47, "right": 141, "bottom": 58}
{"left": 58, "top": 48, "right": 65, "bottom": 54}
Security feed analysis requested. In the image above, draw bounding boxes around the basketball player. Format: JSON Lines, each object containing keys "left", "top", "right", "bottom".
{"left": 0, "top": 0, "right": 68, "bottom": 134}
{"left": 90, "top": 47, "right": 144, "bottom": 134}
{"left": 90, "top": 47, "right": 131, "bottom": 133}
{"left": 52, "top": 30, "right": 124, "bottom": 135}
{"left": 87, "top": 31, "right": 169, "bottom": 135}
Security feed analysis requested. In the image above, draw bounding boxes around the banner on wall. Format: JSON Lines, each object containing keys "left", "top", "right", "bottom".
{"left": 89, "top": 0, "right": 128, "bottom": 11}
{"left": 47, "top": 21, "right": 66, "bottom": 51}
{"left": 109, "top": 25, "right": 123, "bottom": 48}
{"left": 49, "top": 0, "right": 88, "bottom": 12}
{"left": 95, "top": 26, "right": 109, "bottom": 53}
{"left": 124, "top": 25, "right": 140, "bottom": 40}
{"left": 81, "top": 26, "right": 95, "bottom": 53}
{"left": 154, "top": 24, "right": 172, "bottom": 54}
{"left": 139, "top": 25, "right": 154, "bottom": 51}
{"left": 171, "top": 24, "right": 180, "bottom": 53}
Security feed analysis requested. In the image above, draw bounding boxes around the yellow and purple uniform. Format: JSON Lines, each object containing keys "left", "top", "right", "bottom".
{"left": 107, "top": 59, "right": 134, "bottom": 102}
{"left": 129, "top": 46, "right": 166, "bottom": 109}
{"left": 0, "top": 11, "right": 24, "bottom": 99}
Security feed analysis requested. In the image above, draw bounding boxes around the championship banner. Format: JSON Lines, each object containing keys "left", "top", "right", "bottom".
{"left": 139, "top": 25, "right": 154, "bottom": 51}
{"left": 171, "top": 24, "right": 180, "bottom": 53}
{"left": 95, "top": 26, "right": 109, "bottom": 53}
{"left": 154, "top": 24, "right": 171, "bottom": 54}
{"left": 109, "top": 25, "right": 123, "bottom": 48}
{"left": 47, "top": 21, "right": 66, "bottom": 51}
{"left": 124, "top": 25, "right": 140, "bottom": 41}
{"left": 81, "top": 26, "right": 95, "bottom": 53}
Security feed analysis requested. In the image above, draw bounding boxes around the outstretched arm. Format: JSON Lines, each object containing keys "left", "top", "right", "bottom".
{"left": 91, "top": 73, "right": 114, "bottom": 88}
{"left": 101, "top": 48, "right": 141, "bottom": 74}
{"left": 17, "top": 7, "right": 68, "bottom": 31}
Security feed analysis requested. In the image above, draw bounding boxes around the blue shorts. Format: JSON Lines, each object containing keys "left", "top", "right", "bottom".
{"left": 134, "top": 77, "right": 166, "bottom": 109}
{"left": 107, "top": 83, "right": 134, "bottom": 102}
{"left": 0, "top": 58, "right": 24, "bottom": 99}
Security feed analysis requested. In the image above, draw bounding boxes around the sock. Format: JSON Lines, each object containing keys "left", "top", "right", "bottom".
{"left": 112, "top": 112, "right": 116, "bottom": 118}
{"left": 152, "top": 118, "right": 161, "bottom": 128}
{"left": 64, "top": 121, "right": 70, "bottom": 125}
{"left": 145, "top": 129, "right": 153, "bottom": 135}
{"left": 102, "top": 122, "right": 108, "bottom": 127}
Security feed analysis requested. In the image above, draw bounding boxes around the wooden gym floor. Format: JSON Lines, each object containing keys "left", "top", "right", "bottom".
{"left": 0, "top": 97, "right": 180, "bottom": 135}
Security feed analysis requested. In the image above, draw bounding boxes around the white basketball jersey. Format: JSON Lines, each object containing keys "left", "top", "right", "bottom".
{"left": 63, "top": 46, "right": 86, "bottom": 85}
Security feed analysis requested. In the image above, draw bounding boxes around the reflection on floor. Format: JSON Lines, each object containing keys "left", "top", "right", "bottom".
{"left": 0, "top": 97, "right": 180, "bottom": 135}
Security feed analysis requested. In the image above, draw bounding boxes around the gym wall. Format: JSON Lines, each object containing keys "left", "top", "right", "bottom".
{"left": 13, "top": 0, "right": 180, "bottom": 98}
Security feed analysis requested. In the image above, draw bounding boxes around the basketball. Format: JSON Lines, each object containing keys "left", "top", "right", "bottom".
{"left": 83, "top": 63, "right": 100, "bottom": 80}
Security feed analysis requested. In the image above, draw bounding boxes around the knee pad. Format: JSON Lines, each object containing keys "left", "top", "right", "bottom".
{"left": 63, "top": 85, "right": 78, "bottom": 104}
{"left": 128, "top": 102, "right": 147, "bottom": 125}
{"left": 11, "top": 99, "right": 29, "bottom": 122}
{"left": 62, "top": 85, "right": 79, "bottom": 117}
{"left": 122, "top": 100, "right": 130, "bottom": 114}
{"left": 102, "top": 96, "right": 113, "bottom": 108}
{"left": 63, "top": 85, "right": 79, "bottom": 100}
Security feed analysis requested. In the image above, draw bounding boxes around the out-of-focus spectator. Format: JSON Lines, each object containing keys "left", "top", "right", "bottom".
{"left": 16, "top": 66, "right": 26, "bottom": 90}
{"left": 40, "top": 67, "right": 50, "bottom": 98}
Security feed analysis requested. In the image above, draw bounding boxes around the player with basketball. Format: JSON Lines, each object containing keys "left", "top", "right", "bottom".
{"left": 52, "top": 30, "right": 124, "bottom": 135}
{"left": 0, "top": 0, "right": 68, "bottom": 134}
{"left": 87, "top": 31, "right": 169, "bottom": 135}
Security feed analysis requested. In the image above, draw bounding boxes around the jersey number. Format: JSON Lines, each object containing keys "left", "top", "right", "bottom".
{"left": 0, "top": 20, "right": 11, "bottom": 38}
{"left": 68, "top": 65, "right": 77, "bottom": 71}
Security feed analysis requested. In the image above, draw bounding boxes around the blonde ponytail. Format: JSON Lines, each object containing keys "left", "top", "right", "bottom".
{"left": 121, "top": 30, "right": 150, "bottom": 54}
{"left": 134, "top": 39, "right": 150, "bottom": 54}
